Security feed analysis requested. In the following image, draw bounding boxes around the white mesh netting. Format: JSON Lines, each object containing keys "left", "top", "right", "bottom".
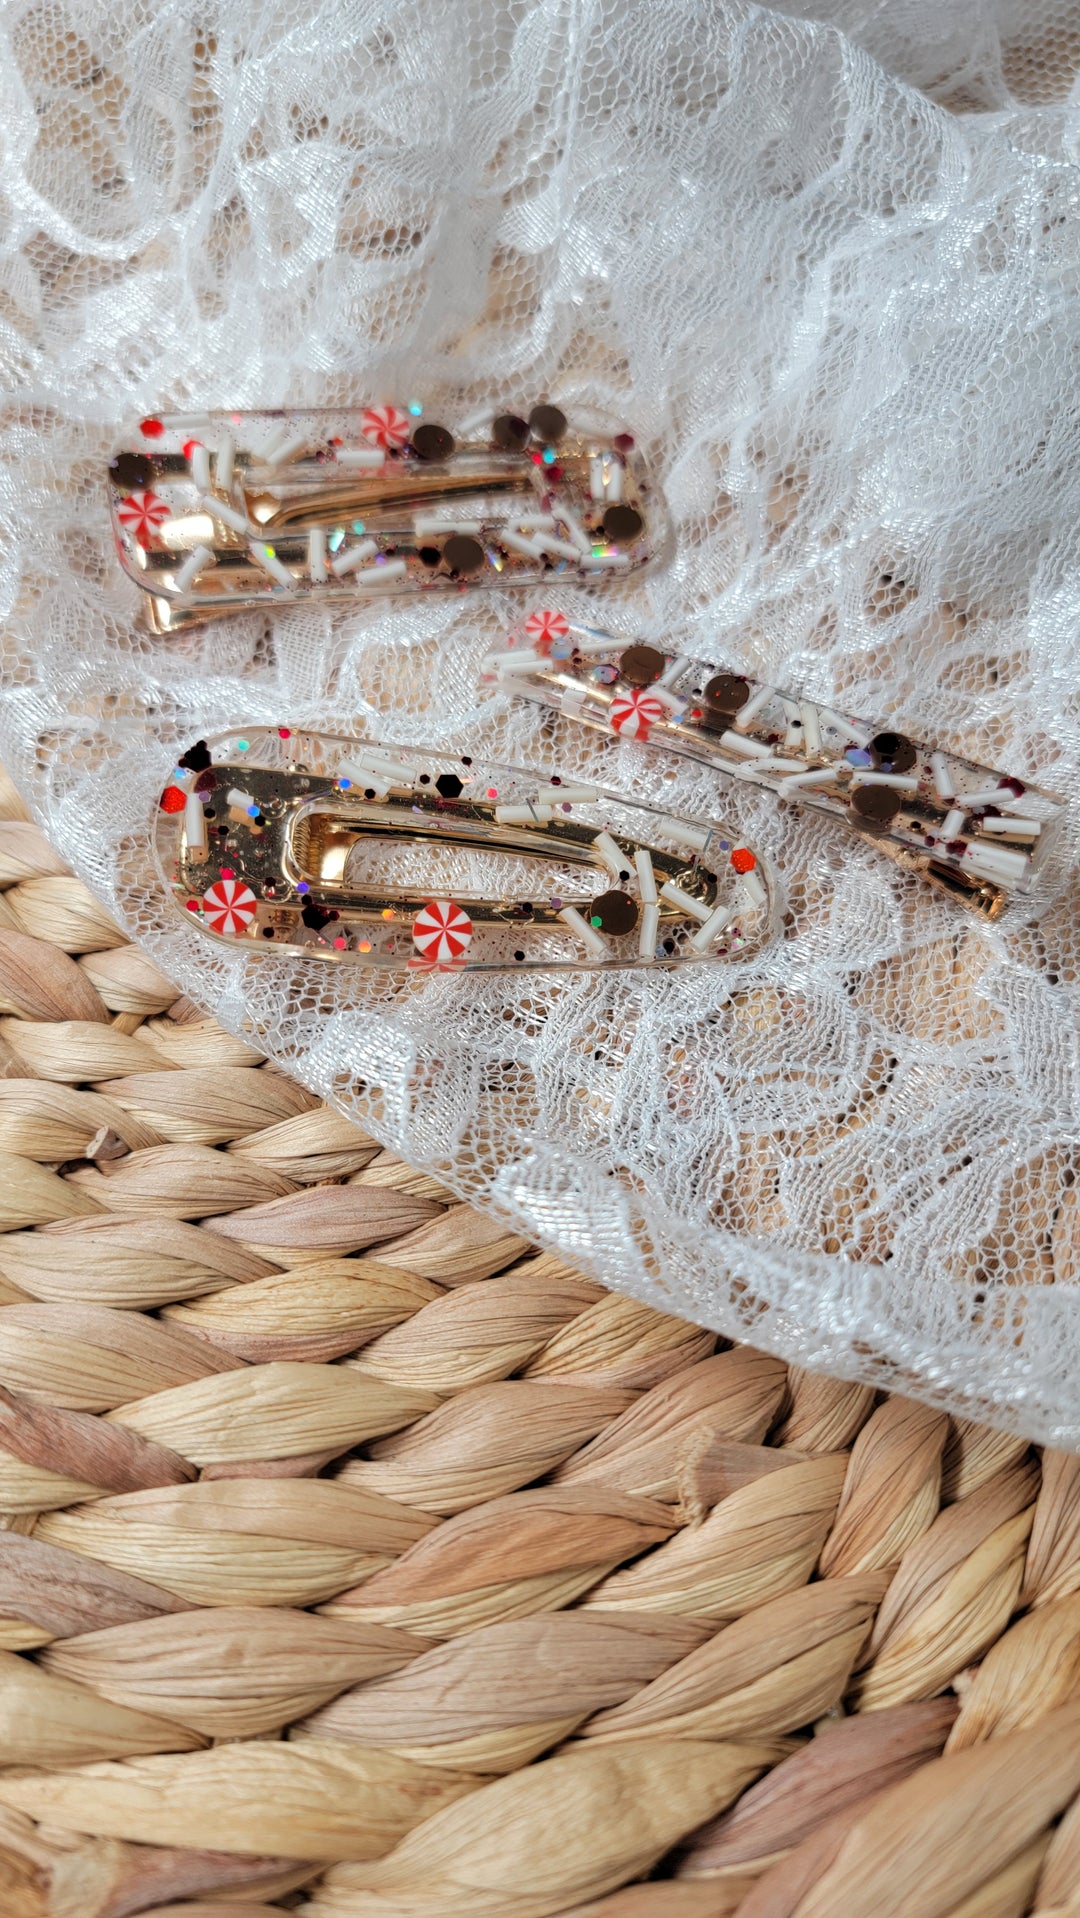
{"left": 2, "top": 0, "right": 1080, "bottom": 1442}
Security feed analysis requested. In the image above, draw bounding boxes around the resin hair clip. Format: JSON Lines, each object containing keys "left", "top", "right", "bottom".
{"left": 157, "top": 729, "right": 774, "bottom": 972}
{"left": 109, "top": 407, "right": 663, "bottom": 634}
{"left": 484, "top": 616, "right": 1067, "bottom": 920}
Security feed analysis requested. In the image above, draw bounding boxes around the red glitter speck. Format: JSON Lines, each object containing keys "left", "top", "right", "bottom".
{"left": 159, "top": 785, "right": 186, "bottom": 813}
{"left": 186, "top": 899, "right": 199, "bottom": 911}
{"left": 614, "top": 432, "right": 635, "bottom": 452}
{"left": 140, "top": 418, "right": 164, "bottom": 438}
{"left": 220, "top": 867, "right": 235, "bottom": 880}
{"left": 547, "top": 464, "right": 563, "bottom": 483}
{"left": 181, "top": 438, "right": 200, "bottom": 460}
{"left": 333, "top": 936, "right": 347, "bottom": 949}
{"left": 278, "top": 727, "right": 291, "bottom": 738}
{"left": 999, "top": 777, "right": 1026, "bottom": 798}
{"left": 730, "top": 847, "right": 756, "bottom": 874}
{"left": 530, "top": 451, "right": 544, "bottom": 466}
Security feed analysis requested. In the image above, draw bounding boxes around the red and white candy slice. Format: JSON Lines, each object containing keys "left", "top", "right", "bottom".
{"left": 524, "top": 609, "right": 569, "bottom": 654}
{"left": 361, "top": 405, "right": 412, "bottom": 452}
{"left": 610, "top": 688, "right": 665, "bottom": 739}
{"left": 202, "top": 877, "right": 258, "bottom": 937}
{"left": 412, "top": 899, "right": 473, "bottom": 963}
{"left": 116, "top": 490, "right": 170, "bottom": 546}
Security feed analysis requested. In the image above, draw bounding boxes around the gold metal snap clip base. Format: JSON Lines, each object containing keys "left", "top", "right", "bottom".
{"left": 110, "top": 407, "right": 665, "bottom": 634}
{"left": 157, "top": 730, "right": 774, "bottom": 973}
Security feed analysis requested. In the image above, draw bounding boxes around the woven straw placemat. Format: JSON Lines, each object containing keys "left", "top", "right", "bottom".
{"left": 1, "top": 762, "right": 1079, "bottom": 1918}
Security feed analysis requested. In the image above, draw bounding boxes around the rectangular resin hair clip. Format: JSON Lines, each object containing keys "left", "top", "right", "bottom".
{"left": 157, "top": 729, "right": 774, "bottom": 971}
{"left": 110, "top": 406, "right": 663, "bottom": 634}
{"left": 484, "top": 616, "right": 1068, "bottom": 920}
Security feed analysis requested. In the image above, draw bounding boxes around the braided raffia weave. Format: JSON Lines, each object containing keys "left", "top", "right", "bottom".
{"left": 3, "top": 775, "right": 1080, "bottom": 1918}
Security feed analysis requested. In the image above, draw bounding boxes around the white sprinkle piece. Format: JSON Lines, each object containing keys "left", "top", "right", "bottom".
{"left": 262, "top": 427, "right": 307, "bottom": 467}
{"left": 658, "top": 817, "right": 710, "bottom": 853}
{"left": 780, "top": 697, "right": 801, "bottom": 723}
{"left": 690, "top": 900, "right": 734, "bottom": 950}
{"left": 964, "top": 841, "right": 1028, "bottom": 879}
{"left": 188, "top": 443, "right": 211, "bottom": 492}
{"left": 337, "top": 446, "right": 386, "bottom": 470}
{"left": 658, "top": 654, "right": 689, "bottom": 686}
{"left": 215, "top": 434, "right": 235, "bottom": 490}
{"left": 495, "top": 804, "right": 553, "bottom": 826}
{"left": 579, "top": 553, "right": 631, "bottom": 570}
{"left": 159, "top": 412, "right": 212, "bottom": 430}
{"left": 751, "top": 756, "right": 808, "bottom": 775}
{"left": 593, "top": 830, "right": 628, "bottom": 879}
{"left": 634, "top": 847, "right": 658, "bottom": 904}
{"left": 980, "top": 815, "right": 1041, "bottom": 837}
{"left": 535, "top": 785, "right": 599, "bottom": 804}
{"left": 940, "top": 808, "right": 965, "bottom": 840}
{"left": 173, "top": 544, "right": 214, "bottom": 594}
{"left": 308, "top": 527, "right": 327, "bottom": 583}
{"left": 799, "top": 702, "right": 822, "bottom": 755}
{"left": 226, "top": 788, "right": 256, "bottom": 810}
{"left": 659, "top": 879, "right": 712, "bottom": 924}
{"left": 254, "top": 422, "right": 291, "bottom": 464}
{"left": 649, "top": 685, "right": 686, "bottom": 715}
{"left": 248, "top": 542, "right": 295, "bottom": 587}
{"left": 739, "top": 869, "right": 767, "bottom": 910}
{"left": 413, "top": 517, "right": 482, "bottom": 537}
{"left": 199, "top": 494, "right": 252, "bottom": 536}
{"left": 486, "top": 648, "right": 546, "bottom": 675}
{"left": 330, "top": 539, "right": 378, "bottom": 577}
{"left": 929, "top": 752, "right": 955, "bottom": 800}
{"left": 733, "top": 682, "right": 775, "bottom": 728}
{"left": 555, "top": 503, "right": 592, "bottom": 552}
{"left": 851, "top": 771, "right": 919, "bottom": 791}
{"left": 183, "top": 789, "right": 207, "bottom": 856}
{"left": 515, "top": 514, "right": 557, "bottom": 531}
{"left": 559, "top": 904, "right": 608, "bottom": 956}
{"left": 959, "top": 785, "right": 1019, "bottom": 809}
{"left": 819, "top": 708, "right": 870, "bottom": 747}
{"left": 604, "top": 458, "right": 623, "bottom": 503}
{"left": 500, "top": 530, "right": 547, "bottom": 561}
{"left": 778, "top": 766, "right": 840, "bottom": 795}
{"left": 354, "top": 559, "right": 407, "bottom": 587}
{"left": 720, "top": 730, "right": 773, "bottom": 760}
{"left": 589, "top": 456, "right": 606, "bottom": 500}
{"left": 535, "top": 536, "right": 584, "bottom": 563}
{"left": 639, "top": 900, "right": 660, "bottom": 958}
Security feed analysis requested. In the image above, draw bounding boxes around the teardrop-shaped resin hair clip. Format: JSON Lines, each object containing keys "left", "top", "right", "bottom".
{"left": 157, "top": 730, "right": 775, "bottom": 973}
{"left": 484, "top": 617, "right": 1068, "bottom": 922}
{"left": 110, "top": 406, "right": 667, "bottom": 634}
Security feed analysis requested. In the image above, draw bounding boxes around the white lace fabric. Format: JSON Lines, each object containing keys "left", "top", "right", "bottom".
{"left": 1, "top": 0, "right": 1079, "bottom": 1442}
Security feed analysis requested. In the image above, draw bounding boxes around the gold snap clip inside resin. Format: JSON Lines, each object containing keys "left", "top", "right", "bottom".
{"left": 484, "top": 615, "right": 1067, "bottom": 920}
{"left": 109, "top": 407, "right": 664, "bottom": 634}
{"left": 158, "top": 730, "right": 774, "bottom": 972}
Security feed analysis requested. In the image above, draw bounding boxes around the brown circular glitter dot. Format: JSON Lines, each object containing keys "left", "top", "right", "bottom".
{"left": 492, "top": 414, "right": 529, "bottom": 449}
{"left": 852, "top": 784, "right": 903, "bottom": 830}
{"left": 110, "top": 452, "right": 154, "bottom": 490}
{"left": 443, "top": 534, "right": 485, "bottom": 575}
{"left": 529, "top": 404, "right": 567, "bottom": 443}
{"left": 619, "top": 644, "right": 667, "bottom": 687}
{"left": 703, "top": 673, "right": 750, "bottom": 717}
{"left": 590, "top": 889, "right": 639, "bottom": 936}
{"left": 603, "top": 503, "right": 643, "bottom": 543}
{"left": 870, "top": 731, "right": 917, "bottom": 773}
{"left": 411, "top": 423, "right": 455, "bottom": 462}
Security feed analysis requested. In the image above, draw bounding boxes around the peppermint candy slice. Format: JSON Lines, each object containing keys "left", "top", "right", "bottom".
{"left": 361, "top": 405, "right": 412, "bottom": 452}
{"left": 610, "top": 688, "right": 665, "bottom": 739}
{"left": 412, "top": 899, "right": 473, "bottom": 963}
{"left": 116, "top": 490, "right": 170, "bottom": 545}
{"left": 524, "top": 609, "right": 570, "bottom": 654}
{"left": 202, "top": 877, "right": 258, "bottom": 937}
